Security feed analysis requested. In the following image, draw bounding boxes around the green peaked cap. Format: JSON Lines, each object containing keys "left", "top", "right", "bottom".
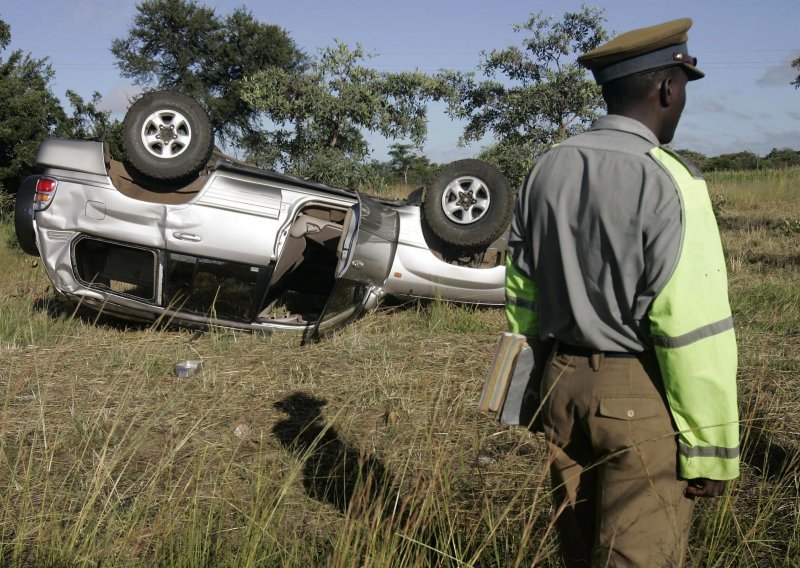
{"left": 578, "top": 18, "right": 704, "bottom": 84}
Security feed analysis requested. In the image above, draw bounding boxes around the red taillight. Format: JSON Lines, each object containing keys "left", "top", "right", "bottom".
{"left": 36, "top": 178, "right": 57, "bottom": 192}
{"left": 33, "top": 177, "right": 58, "bottom": 211}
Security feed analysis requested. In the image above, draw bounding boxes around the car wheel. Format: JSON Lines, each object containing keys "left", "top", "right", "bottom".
{"left": 121, "top": 90, "right": 214, "bottom": 181}
{"left": 14, "top": 176, "right": 39, "bottom": 257}
{"left": 422, "top": 159, "right": 513, "bottom": 249}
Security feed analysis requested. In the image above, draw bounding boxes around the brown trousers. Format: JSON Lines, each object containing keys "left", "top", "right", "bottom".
{"left": 540, "top": 349, "right": 694, "bottom": 567}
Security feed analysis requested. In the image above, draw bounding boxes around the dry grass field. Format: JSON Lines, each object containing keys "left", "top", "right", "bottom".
{"left": 0, "top": 168, "right": 798, "bottom": 566}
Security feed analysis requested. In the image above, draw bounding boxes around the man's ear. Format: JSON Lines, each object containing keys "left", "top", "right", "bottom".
{"left": 660, "top": 77, "right": 673, "bottom": 107}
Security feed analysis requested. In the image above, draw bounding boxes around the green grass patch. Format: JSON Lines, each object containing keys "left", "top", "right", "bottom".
{"left": 731, "top": 276, "right": 800, "bottom": 335}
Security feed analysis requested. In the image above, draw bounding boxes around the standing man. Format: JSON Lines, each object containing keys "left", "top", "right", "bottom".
{"left": 505, "top": 19, "right": 739, "bottom": 566}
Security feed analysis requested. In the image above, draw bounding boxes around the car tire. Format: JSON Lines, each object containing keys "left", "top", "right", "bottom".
{"left": 121, "top": 90, "right": 214, "bottom": 181}
{"left": 14, "top": 176, "right": 40, "bottom": 257}
{"left": 422, "top": 159, "right": 513, "bottom": 249}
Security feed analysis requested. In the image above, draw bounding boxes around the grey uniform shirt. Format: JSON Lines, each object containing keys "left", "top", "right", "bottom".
{"left": 508, "top": 114, "right": 683, "bottom": 352}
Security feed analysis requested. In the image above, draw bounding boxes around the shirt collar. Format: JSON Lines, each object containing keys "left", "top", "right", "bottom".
{"left": 589, "top": 114, "right": 661, "bottom": 146}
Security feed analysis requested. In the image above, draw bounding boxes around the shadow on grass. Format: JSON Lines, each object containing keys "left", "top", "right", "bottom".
{"left": 271, "top": 392, "right": 551, "bottom": 565}
{"left": 743, "top": 252, "right": 800, "bottom": 269}
{"left": 742, "top": 426, "right": 800, "bottom": 481}
{"left": 717, "top": 217, "right": 787, "bottom": 232}
{"left": 271, "top": 392, "right": 460, "bottom": 563}
{"left": 272, "top": 392, "right": 403, "bottom": 518}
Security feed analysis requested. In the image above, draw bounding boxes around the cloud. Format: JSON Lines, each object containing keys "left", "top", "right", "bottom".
{"left": 759, "top": 130, "right": 800, "bottom": 151}
{"left": 756, "top": 56, "right": 798, "bottom": 87}
{"left": 788, "top": 109, "right": 800, "bottom": 121}
{"left": 690, "top": 99, "right": 751, "bottom": 121}
{"left": 698, "top": 99, "right": 727, "bottom": 113}
{"left": 100, "top": 82, "right": 143, "bottom": 115}
{"left": 672, "top": 131, "right": 721, "bottom": 156}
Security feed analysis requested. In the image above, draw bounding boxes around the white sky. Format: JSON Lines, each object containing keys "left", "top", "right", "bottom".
{"left": 3, "top": 0, "right": 799, "bottom": 163}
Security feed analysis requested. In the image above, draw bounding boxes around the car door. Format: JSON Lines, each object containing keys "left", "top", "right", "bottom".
{"left": 163, "top": 170, "right": 283, "bottom": 266}
{"left": 161, "top": 171, "right": 284, "bottom": 321}
{"left": 308, "top": 193, "right": 399, "bottom": 337}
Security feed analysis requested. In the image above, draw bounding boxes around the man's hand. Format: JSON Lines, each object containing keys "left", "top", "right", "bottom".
{"left": 684, "top": 478, "right": 727, "bottom": 498}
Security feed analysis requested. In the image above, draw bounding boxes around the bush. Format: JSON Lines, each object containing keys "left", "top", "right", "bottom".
{"left": 477, "top": 141, "right": 535, "bottom": 190}
{"left": 288, "top": 148, "right": 388, "bottom": 192}
{"left": 705, "top": 151, "right": 761, "bottom": 172}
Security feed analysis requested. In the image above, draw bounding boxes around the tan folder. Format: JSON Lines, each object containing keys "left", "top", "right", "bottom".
{"left": 477, "top": 332, "right": 535, "bottom": 424}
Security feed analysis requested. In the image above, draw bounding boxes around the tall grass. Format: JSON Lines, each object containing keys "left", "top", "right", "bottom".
{"left": 707, "top": 167, "right": 800, "bottom": 565}
{"left": 1, "top": 166, "right": 798, "bottom": 565}
{"left": 707, "top": 167, "right": 800, "bottom": 219}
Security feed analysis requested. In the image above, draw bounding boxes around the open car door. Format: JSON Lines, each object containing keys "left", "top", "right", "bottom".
{"left": 307, "top": 193, "right": 399, "bottom": 339}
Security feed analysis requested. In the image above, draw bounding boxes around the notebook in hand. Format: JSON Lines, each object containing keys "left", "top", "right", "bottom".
{"left": 477, "top": 332, "right": 538, "bottom": 426}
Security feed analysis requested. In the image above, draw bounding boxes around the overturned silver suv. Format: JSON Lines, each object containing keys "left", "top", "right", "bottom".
{"left": 15, "top": 91, "right": 512, "bottom": 335}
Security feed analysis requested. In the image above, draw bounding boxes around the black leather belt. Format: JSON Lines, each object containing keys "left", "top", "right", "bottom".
{"left": 557, "top": 344, "right": 641, "bottom": 359}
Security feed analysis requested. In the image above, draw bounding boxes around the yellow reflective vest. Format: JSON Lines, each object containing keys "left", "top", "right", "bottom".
{"left": 647, "top": 147, "right": 739, "bottom": 480}
{"left": 506, "top": 146, "right": 739, "bottom": 481}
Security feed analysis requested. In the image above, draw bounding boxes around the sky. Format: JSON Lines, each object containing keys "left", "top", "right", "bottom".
{"left": 2, "top": 0, "right": 799, "bottom": 164}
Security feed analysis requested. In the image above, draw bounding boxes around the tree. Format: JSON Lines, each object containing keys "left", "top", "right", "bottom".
{"left": 56, "top": 90, "right": 124, "bottom": 160}
{"left": 674, "top": 148, "right": 708, "bottom": 171}
{"left": 387, "top": 143, "right": 435, "bottom": 186}
{"left": 241, "top": 41, "right": 445, "bottom": 186}
{"left": 764, "top": 147, "right": 800, "bottom": 169}
{"left": 111, "top": 0, "right": 305, "bottom": 151}
{"left": 792, "top": 56, "right": 800, "bottom": 89}
{"left": 442, "top": 7, "right": 608, "bottom": 186}
{"left": 477, "top": 141, "right": 536, "bottom": 190}
{"left": 705, "top": 151, "right": 761, "bottom": 171}
{"left": 56, "top": 91, "right": 110, "bottom": 139}
{"left": 1, "top": 19, "right": 125, "bottom": 196}
{"left": 0, "top": 18, "right": 67, "bottom": 194}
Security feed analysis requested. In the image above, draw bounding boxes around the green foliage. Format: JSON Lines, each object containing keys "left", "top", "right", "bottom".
{"left": 288, "top": 148, "right": 388, "bottom": 191}
{"left": 705, "top": 151, "right": 762, "bottom": 172}
{"left": 442, "top": 7, "right": 608, "bottom": 160}
{"left": 477, "top": 139, "right": 536, "bottom": 189}
{"left": 764, "top": 147, "right": 800, "bottom": 169}
{"left": 0, "top": 191, "right": 13, "bottom": 223}
{"left": 111, "top": 0, "right": 305, "bottom": 151}
{"left": 675, "top": 147, "right": 800, "bottom": 174}
{"left": 0, "top": 19, "right": 8, "bottom": 48}
{"left": 0, "top": 19, "right": 121, "bottom": 194}
{"left": 0, "top": 19, "right": 66, "bottom": 194}
{"left": 56, "top": 90, "right": 124, "bottom": 160}
{"left": 242, "top": 41, "right": 446, "bottom": 179}
{"left": 386, "top": 143, "right": 437, "bottom": 187}
{"left": 56, "top": 90, "right": 110, "bottom": 139}
{"left": 675, "top": 148, "right": 708, "bottom": 171}
{"left": 792, "top": 55, "right": 799, "bottom": 89}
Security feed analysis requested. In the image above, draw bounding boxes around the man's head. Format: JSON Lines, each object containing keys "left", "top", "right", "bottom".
{"left": 578, "top": 18, "right": 701, "bottom": 144}
{"left": 601, "top": 66, "right": 688, "bottom": 144}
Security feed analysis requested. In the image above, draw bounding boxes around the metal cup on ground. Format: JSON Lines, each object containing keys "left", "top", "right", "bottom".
{"left": 174, "top": 360, "right": 203, "bottom": 378}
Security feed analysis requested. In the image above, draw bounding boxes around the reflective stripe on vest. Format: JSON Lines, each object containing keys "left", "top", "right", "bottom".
{"left": 505, "top": 255, "right": 540, "bottom": 336}
{"left": 648, "top": 147, "right": 740, "bottom": 481}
